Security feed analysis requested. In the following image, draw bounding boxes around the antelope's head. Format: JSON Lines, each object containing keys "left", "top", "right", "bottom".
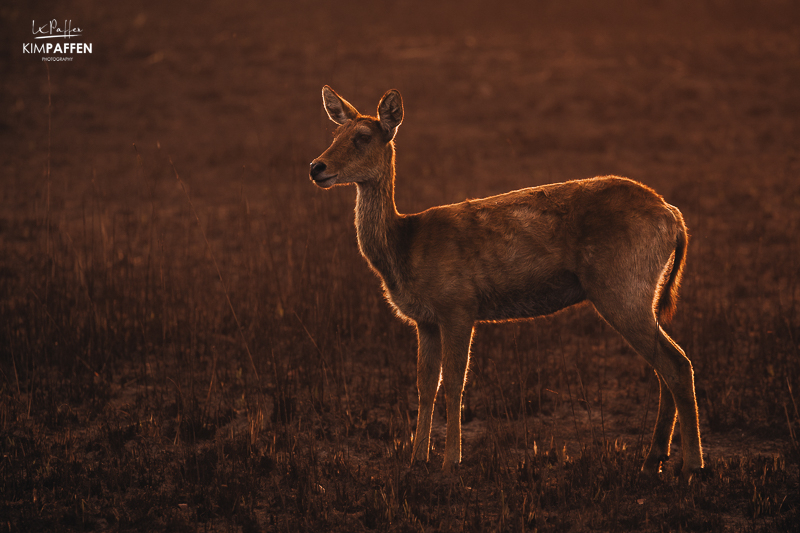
{"left": 309, "top": 86, "right": 403, "bottom": 188}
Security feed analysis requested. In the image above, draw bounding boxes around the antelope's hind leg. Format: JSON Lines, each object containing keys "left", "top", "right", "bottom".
{"left": 642, "top": 372, "right": 678, "bottom": 475}
{"left": 412, "top": 322, "right": 442, "bottom": 464}
{"left": 595, "top": 301, "right": 704, "bottom": 477}
{"left": 654, "top": 329, "right": 703, "bottom": 476}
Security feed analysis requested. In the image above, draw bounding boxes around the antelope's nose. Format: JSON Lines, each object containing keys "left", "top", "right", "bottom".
{"left": 309, "top": 161, "right": 327, "bottom": 179}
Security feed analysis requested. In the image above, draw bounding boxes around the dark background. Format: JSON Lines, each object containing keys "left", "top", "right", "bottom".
{"left": 1, "top": 0, "right": 799, "bottom": 531}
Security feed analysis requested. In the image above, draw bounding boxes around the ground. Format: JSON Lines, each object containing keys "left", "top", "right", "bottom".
{"left": 1, "top": 0, "right": 799, "bottom": 531}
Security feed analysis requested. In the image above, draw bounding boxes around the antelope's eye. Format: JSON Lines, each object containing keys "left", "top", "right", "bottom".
{"left": 354, "top": 133, "right": 372, "bottom": 146}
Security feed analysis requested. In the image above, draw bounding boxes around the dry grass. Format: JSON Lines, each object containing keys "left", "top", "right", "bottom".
{"left": 1, "top": 138, "right": 797, "bottom": 531}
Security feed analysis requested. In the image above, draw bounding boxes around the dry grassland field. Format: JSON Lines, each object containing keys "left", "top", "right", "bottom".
{"left": 1, "top": 0, "right": 799, "bottom": 531}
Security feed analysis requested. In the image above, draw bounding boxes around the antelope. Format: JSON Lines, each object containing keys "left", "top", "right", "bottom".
{"left": 309, "top": 86, "right": 704, "bottom": 477}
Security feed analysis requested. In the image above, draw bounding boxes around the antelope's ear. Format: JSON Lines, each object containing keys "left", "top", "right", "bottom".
{"left": 322, "top": 85, "right": 359, "bottom": 125}
{"left": 378, "top": 89, "right": 403, "bottom": 142}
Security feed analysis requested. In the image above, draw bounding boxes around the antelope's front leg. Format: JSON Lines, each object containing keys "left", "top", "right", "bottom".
{"left": 440, "top": 321, "right": 474, "bottom": 471}
{"left": 412, "top": 322, "right": 442, "bottom": 463}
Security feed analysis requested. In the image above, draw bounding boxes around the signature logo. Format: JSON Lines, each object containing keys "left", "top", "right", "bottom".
{"left": 32, "top": 19, "right": 84, "bottom": 40}
{"left": 23, "top": 19, "right": 92, "bottom": 60}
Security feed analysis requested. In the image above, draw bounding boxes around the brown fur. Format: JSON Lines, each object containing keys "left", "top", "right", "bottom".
{"left": 310, "top": 86, "right": 703, "bottom": 477}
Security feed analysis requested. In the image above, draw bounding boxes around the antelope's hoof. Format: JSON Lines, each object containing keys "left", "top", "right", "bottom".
{"left": 441, "top": 460, "right": 460, "bottom": 474}
{"left": 410, "top": 444, "right": 429, "bottom": 466}
{"left": 681, "top": 465, "right": 708, "bottom": 481}
{"left": 641, "top": 454, "right": 670, "bottom": 477}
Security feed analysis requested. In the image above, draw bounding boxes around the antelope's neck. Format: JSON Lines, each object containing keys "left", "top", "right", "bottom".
{"left": 354, "top": 165, "right": 404, "bottom": 291}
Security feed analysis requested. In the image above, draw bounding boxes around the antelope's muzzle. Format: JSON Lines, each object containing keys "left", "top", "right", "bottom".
{"left": 309, "top": 160, "right": 337, "bottom": 188}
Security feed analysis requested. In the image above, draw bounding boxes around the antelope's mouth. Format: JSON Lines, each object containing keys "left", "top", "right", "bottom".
{"left": 312, "top": 174, "right": 337, "bottom": 188}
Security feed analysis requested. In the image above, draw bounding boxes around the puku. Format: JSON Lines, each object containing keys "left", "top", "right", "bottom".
{"left": 310, "top": 86, "right": 703, "bottom": 477}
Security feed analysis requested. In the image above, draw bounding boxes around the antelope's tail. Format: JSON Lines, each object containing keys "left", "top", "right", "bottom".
{"left": 657, "top": 207, "right": 688, "bottom": 324}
